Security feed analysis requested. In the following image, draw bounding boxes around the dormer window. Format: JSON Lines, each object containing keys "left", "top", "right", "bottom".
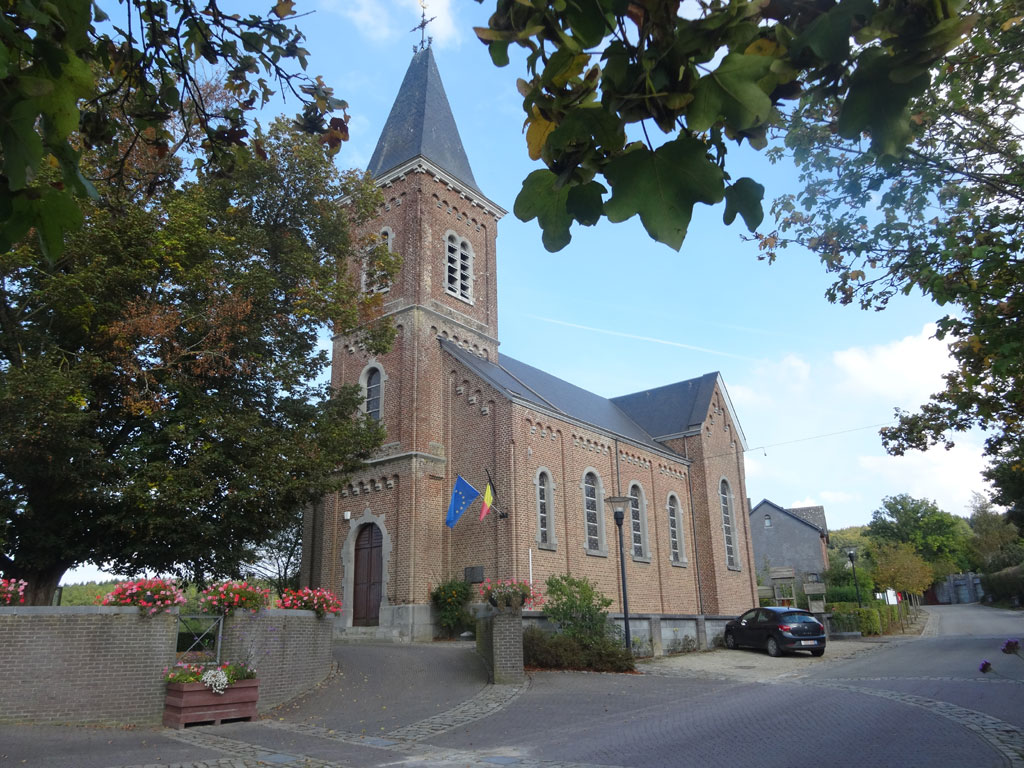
{"left": 445, "top": 232, "right": 473, "bottom": 302}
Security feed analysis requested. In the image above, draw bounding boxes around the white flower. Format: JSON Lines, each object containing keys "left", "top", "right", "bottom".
{"left": 200, "top": 668, "right": 230, "bottom": 695}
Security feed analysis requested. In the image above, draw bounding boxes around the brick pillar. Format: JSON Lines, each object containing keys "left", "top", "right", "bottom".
{"left": 492, "top": 608, "right": 524, "bottom": 685}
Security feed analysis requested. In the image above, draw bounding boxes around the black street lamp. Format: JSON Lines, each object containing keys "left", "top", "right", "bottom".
{"left": 847, "top": 548, "right": 863, "bottom": 607}
{"left": 606, "top": 495, "right": 633, "bottom": 653}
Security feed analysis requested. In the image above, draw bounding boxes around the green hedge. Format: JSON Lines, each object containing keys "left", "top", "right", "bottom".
{"left": 522, "top": 626, "right": 635, "bottom": 672}
{"left": 857, "top": 606, "right": 882, "bottom": 635}
{"left": 981, "top": 565, "right": 1024, "bottom": 603}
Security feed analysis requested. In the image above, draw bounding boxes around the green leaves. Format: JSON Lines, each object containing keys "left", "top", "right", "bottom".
{"left": 515, "top": 170, "right": 575, "bottom": 252}
{"left": 723, "top": 177, "right": 765, "bottom": 230}
{"left": 688, "top": 54, "right": 774, "bottom": 133}
{"left": 481, "top": 0, "right": 972, "bottom": 251}
{"left": 604, "top": 137, "right": 725, "bottom": 250}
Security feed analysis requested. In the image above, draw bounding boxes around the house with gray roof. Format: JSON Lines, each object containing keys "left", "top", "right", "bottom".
{"left": 749, "top": 499, "right": 830, "bottom": 592}
{"left": 302, "top": 46, "right": 758, "bottom": 641}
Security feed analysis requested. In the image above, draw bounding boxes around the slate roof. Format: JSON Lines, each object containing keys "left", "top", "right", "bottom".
{"left": 751, "top": 499, "right": 829, "bottom": 537}
{"left": 441, "top": 340, "right": 674, "bottom": 456}
{"left": 788, "top": 505, "right": 828, "bottom": 534}
{"left": 610, "top": 374, "right": 719, "bottom": 439}
{"left": 366, "top": 47, "right": 479, "bottom": 192}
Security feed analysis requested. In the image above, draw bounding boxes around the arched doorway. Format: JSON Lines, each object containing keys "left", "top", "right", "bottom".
{"left": 352, "top": 523, "right": 383, "bottom": 626}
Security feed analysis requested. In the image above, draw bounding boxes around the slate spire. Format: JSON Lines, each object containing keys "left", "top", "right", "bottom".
{"left": 367, "top": 47, "right": 479, "bottom": 192}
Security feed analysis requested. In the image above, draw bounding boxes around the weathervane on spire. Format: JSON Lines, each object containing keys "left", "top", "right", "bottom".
{"left": 411, "top": 1, "right": 435, "bottom": 52}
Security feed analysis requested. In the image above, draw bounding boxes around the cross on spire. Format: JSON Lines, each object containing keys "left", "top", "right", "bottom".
{"left": 411, "top": 1, "right": 435, "bottom": 52}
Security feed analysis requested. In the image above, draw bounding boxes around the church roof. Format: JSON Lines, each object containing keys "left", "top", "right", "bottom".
{"left": 441, "top": 340, "right": 671, "bottom": 455}
{"left": 366, "top": 47, "right": 479, "bottom": 192}
{"left": 610, "top": 373, "right": 720, "bottom": 439}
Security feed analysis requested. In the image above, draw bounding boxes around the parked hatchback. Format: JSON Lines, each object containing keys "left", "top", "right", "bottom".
{"left": 724, "top": 606, "right": 826, "bottom": 657}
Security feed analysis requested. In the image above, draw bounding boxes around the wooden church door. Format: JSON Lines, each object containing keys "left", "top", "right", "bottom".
{"left": 353, "top": 523, "right": 383, "bottom": 626}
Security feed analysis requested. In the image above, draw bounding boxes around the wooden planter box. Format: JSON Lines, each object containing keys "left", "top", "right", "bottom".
{"left": 163, "top": 679, "right": 259, "bottom": 729}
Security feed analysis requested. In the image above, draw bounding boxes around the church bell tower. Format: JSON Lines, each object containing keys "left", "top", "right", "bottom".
{"left": 306, "top": 45, "right": 505, "bottom": 638}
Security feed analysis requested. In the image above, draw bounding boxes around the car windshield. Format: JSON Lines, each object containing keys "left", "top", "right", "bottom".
{"left": 781, "top": 612, "right": 818, "bottom": 623}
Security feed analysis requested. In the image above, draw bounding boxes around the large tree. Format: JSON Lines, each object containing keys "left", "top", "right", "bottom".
{"left": 872, "top": 541, "right": 934, "bottom": 596}
{"left": 475, "top": 0, "right": 975, "bottom": 251}
{"left": 866, "top": 494, "right": 973, "bottom": 576}
{"left": 968, "top": 492, "right": 1023, "bottom": 572}
{"left": 1, "top": 1, "right": 349, "bottom": 260}
{"left": 758, "top": 0, "right": 1024, "bottom": 504}
{"left": 0, "top": 119, "right": 397, "bottom": 604}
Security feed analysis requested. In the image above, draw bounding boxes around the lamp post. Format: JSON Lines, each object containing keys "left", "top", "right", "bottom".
{"left": 847, "top": 548, "right": 863, "bottom": 607}
{"left": 606, "top": 495, "right": 633, "bottom": 653}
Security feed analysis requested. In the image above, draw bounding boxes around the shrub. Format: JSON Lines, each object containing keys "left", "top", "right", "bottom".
{"left": 826, "top": 585, "right": 862, "bottom": 604}
{"left": 543, "top": 574, "right": 613, "bottom": 646}
{"left": 522, "top": 626, "right": 635, "bottom": 672}
{"left": 99, "top": 578, "right": 186, "bottom": 615}
{"left": 431, "top": 579, "right": 473, "bottom": 638}
{"left": 277, "top": 587, "right": 342, "bottom": 617}
{"left": 857, "top": 606, "right": 882, "bottom": 635}
{"left": 199, "top": 581, "right": 270, "bottom": 615}
{"left": 981, "top": 565, "right": 1024, "bottom": 604}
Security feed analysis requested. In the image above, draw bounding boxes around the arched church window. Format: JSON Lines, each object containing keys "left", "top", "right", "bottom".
{"left": 720, "top": 479, "right": 739, "bottom": 569}
{"left": 535, "top": 469, "right": 556, "bottom": 550}
{"left": 583, "top": 471, "right": 606, "bottom": 555}
{"left": 363, "top": 228, "right": 393, "bottom": 294}
{"left": 445, "top": 232, "right": 473, "bottom": 302}
{"left": 668, "top": 494, "right": 685, "bottom": 564}
{"left": 365, "top": 367, "right": 382, "bottom": 421}
{"left": 629, "top": 484, "right": 649, "bottom": 560}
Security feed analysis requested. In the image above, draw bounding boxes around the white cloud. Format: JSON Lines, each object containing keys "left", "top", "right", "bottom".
{"left": 833, "top": 323, "right": 953, "bottom": 407}
{"left": 320, "top": 0, "right": 461, "bottom": 47}
{"left": 820, "top": 490, "right": 858, "bottom": 505}
{"left": 857, "top": 440, "right": 991, "bottom": 518}
{"left": 728, "top": 383, "right": 773, "bottom": 410}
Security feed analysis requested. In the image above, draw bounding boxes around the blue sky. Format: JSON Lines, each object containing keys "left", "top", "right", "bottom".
{"left": 62, "top": 0, "right": 992, "bottom": 583}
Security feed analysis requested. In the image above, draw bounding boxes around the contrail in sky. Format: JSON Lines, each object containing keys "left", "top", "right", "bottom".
{"left": 526, "top": 315, "right": 757, "bottom": 361}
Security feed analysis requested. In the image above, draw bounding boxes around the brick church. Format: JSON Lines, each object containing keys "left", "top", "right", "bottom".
{"left": 301, "top": 46, "right": 758, "bottom": 640}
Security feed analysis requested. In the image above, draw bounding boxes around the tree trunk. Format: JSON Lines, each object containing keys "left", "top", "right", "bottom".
{"left": 4, "top": 563, "right": 69, "bottom": 605}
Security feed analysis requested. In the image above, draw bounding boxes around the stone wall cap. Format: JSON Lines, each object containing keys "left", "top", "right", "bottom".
{"left": 0, "top": 605, "right": 169, "bottom": 616}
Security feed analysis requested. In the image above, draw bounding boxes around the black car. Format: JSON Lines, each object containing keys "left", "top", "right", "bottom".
{"left": 724, "top": 606, "right": 826, "bottom": 657}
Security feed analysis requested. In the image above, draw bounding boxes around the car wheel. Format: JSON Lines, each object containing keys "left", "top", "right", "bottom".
{"left": 725, "top": 631, "right": 737, "bottom": 650}
{"left": 766, "top": 636, "right": 782, "bottom": 657}
{"left": 811, "top": 648, "right": 825, "bottom": 657}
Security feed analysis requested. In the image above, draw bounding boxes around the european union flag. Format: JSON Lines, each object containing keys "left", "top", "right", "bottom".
{"left": 445, "top": 475, "right": 479, "bottom": 528}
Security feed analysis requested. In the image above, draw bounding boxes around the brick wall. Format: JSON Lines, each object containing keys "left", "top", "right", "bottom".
{"left": 220, "top": 608, "right": 335, "bottom": 710}
{"left": 0, "top": 606, "right": 334, "bottom": 725}
{"left": 490, "top": 609, "right": 524, "bottom": 684}
{"left": 0, "top": 606, "right": 176, "bottom": 725}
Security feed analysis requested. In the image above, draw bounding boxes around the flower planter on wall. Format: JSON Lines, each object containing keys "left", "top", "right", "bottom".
{"left": 163, "top": 679, "right": 259, "bottom": 729}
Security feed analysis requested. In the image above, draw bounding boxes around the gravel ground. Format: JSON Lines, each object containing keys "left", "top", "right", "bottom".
{"left": 636, "top": 610, "right": 930, "bottom": 683}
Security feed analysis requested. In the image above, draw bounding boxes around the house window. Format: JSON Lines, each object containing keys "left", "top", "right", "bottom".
{"left": 806, "top": 573, "right": 819, "bottom": 583}
{"left": 720, "top": 479, "right": 738, "bottom": 569}
{"left": 445, "top": 233, "right": 473, "bottom": 301}
{"left": 364, "top": 367, "right": 382, "bottom": 421}
{"left": 535, "top": 469, "right": 556, "bottom": 550}
{"left": 629, "top": 484, "right": 648, "bottom": 560}
{"left": 764, "top": 514, "right": 772, "bottom": 528}
{"left": 668, "top": 494, "right": 685, "bottom": 564}
{"left": 583, "top": 471, "right": 605, "bottom": 555}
